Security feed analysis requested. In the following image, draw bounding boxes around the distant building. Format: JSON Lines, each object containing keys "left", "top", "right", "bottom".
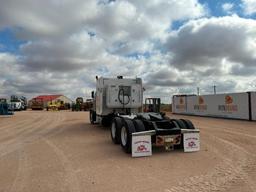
{"left": 29, "top": 95, "right": 73, "bottom": 108}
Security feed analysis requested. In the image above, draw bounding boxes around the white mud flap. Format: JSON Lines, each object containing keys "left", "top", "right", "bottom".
{"left": 183, "top": 130, "right": 200, "bottom": 152}
{"left": 132, "top": 135, "right": 152, "bottom": 157}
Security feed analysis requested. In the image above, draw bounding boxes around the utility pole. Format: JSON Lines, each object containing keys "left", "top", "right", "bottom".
{"left": 197, "top": 87, "right": 200, "bottom": 95}
{"left": 213, "top": 85, "right": 216, "bottom": 94}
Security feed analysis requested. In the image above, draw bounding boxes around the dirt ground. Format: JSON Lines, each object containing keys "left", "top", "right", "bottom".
{"left": 0, "top": 111, "right": 255, "bottom": 192}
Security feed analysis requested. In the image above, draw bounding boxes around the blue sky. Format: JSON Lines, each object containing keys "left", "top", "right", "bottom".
{"left": 199, "top": 0, "right": 243, "bottom": 16}
{"left": 0, "top": 0, "right": 256, "bottom": 101}
{"left": 0, "top": 28, "right": 25, "bottom": 53}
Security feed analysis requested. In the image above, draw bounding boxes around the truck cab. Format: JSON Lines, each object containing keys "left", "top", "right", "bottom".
{"left": 90, "top": 76, "right": 143, "bottom": 125}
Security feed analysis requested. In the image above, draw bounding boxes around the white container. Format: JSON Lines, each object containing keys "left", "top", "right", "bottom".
{"left": 173, "top": 92, "right": 250, "bottom": 120}
{"left": 251, "top": 92, "right": 256, "bottom": 121}
{"left": 172, "top": 95, "right": 187, "bottom": 114}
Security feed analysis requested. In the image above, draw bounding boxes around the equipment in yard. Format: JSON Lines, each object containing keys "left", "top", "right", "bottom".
{"left": 59, "top": 102, "right": 70, "bottom": 110}
{"left": 90, "top": 76, "right": 200, "bottom": 156}
{"left": 9, "top": 95, "right": 27, "bottom": 111}
{"left": 144, "top": 98, "right": 161, "bottom": 113}
{"left": 20, "top": 96, "right": 28, "bottom": 110}
{"left": 72, "top": 97, "right": 84, "bottom": 111}
{"left": 31, "top": 98, "right": 44, "bottom": 110}
{"left": 0, "top": 98, "right": 14, "bottom": 115}
{"left": 47, "top": 101, "right": 60, "bottom": 111}
{"left": 46, "top": 100, "right": 69, "bottom": 111}
{"left": 83, "top": 99, "right": 93, "bottom": 111}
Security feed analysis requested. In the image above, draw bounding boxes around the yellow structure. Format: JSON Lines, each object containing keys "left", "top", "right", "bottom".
{"left": 47, "top": 100, "right": 62, "bottom": 111}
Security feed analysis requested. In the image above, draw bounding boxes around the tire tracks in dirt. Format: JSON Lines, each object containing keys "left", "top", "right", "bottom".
{"left": 5, "top": 112, "right": 68, "bottom": 192}
{"left": 7, "top": 112, "right": 80, "bottom": 192}
{"left": 8, "top": 150, "right": 29, "bottom": 192}
{"left": 206, "top": 129, "right": 256, "bottom": 191}
{"left": 0, "top": 114, "right": 35, "bottom": 131}
{"left": 0, "top": 113, "right": 51, "bottom": 157}
{"left": 43, "top": 139, "right": 81, "bottom": 192}
{"left": 165, "top": 131, "right": 256, "bottom": 192}
{"left": 0, "top": 111, "right": 42, "bottom": 127}
{"left": 0, "top": 114, "right": 42, "bottom": 143}
{"left": 0, "top": 112, "right": 65, "bottom": 158}
{"left": 200, "top": 124, "right": 256, "bottom": 140}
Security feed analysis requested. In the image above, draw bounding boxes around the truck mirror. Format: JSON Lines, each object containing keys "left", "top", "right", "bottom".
{"left": 91, "top": 91, "right": 94, "bottom": 98}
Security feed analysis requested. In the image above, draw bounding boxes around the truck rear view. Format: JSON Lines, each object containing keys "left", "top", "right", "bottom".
{"left": 90, "top": 76, "right": 200, "bottom": 157}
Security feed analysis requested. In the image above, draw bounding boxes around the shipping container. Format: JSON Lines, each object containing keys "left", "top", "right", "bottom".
{"left": 172, "top": 95, "right": 188, "bottom": 114}
{"left": 251, "top": 92, "right": 256, "bottom": 121}
{"left": 172, "top": 92, "right": 256, "bottom": 121}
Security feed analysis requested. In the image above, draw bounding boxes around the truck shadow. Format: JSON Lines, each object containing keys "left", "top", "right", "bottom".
{"left": 46, "top": 122, "right": 187, "bottom": 158}
{"left": 152, "top": 146, "right": 184, "bottom": 155}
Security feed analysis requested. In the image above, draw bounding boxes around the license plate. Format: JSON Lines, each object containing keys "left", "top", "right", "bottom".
{"left": 165, "top": 137, "right": 174, "bottom": 142}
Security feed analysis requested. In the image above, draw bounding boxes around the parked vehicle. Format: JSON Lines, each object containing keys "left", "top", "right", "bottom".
{"left": 144, "top": 98, "right": 161, "bottom": 113}
{"left": 0, "top": 98, "right": 14, "bottom": 115}
{"left": 90, "top": 76, "right": 200, "bottom": 155}
{"left": 47, "top": 100, "right": 70, "bottom": 111}
{"left": 84, "top": 99, "right": 93, "bottom": 111}
{"left": 9, "top": 95, "right": 27, "bottom": 111}
{"left": 31, "top": 98, "right": 44, "bottom": 110}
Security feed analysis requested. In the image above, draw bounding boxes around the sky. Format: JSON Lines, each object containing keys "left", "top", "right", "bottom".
{"left": 0, "top": 0, "right": 256, "bottom": 103}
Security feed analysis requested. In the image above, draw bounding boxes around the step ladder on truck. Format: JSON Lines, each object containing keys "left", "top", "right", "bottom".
{"left": 89, "top": 76, "right": 200, "bottom": 157}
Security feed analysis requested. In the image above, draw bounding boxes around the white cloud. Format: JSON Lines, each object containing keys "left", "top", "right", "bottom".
{"left": 165, "top": 16, "right": 256, "bottom": 73}
{"left": 0, "top": 0, "right": 98, "bottom": 38}
{"left": 0, "top": 1, "right": 256, "bottom": 102}
{"left": 19, "top": 31, "right": 107, "bottom": 72}
{"left": 0, "top": 52, "right": 96, "bottom": 99}
{"left": 222, "top": 3, "right": 234, "bottom": 14}
{"left": 160, "top": 15, "right": 256, "bottom": 97}
{"left": 242, "top": 0, "right": 256, "bottom": 15}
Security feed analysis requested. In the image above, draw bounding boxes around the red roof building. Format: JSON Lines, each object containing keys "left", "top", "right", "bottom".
{"left": 29, "top": 95, "right": 73, "bottom": 108}
{"left": 35, "top": 95, "right": 62, "bottom": 102}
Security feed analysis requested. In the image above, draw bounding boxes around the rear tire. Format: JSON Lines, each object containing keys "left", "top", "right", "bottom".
{"left": 120, "top": 119, "right": 136, "bottom": 153}
{"left": 90, "top": 110, "right": 95, "bottom": 124}
{"left": 133, "top": 119, "right": 145, "bottom": 132}
{"left": 111, "top": 117, "right": 122, "bottom": 144}
{"left": 170, "top": 119, "right": 186, "bottom": 128}
{"left": 102, "top": 116, "right": 111, "bottom": 127}
{"left": 170, "top": 119, "right": 179, "bottom": 128}
{"left": 180, "top": 119, "right": 195, "bottom": 129}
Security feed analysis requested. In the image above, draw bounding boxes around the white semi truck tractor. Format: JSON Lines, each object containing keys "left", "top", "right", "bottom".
{"left": 90, "top": 76, "right": 200, "bottom": 155}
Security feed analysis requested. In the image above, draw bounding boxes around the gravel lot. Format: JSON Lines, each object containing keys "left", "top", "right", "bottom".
{"left": 0, "top": 111, "right": 255, "bottom": 192}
